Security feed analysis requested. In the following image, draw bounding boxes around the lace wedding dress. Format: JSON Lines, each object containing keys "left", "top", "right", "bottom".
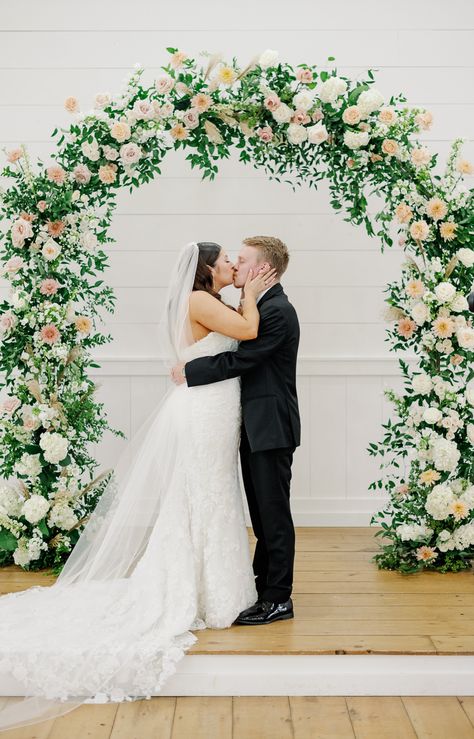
{"left": 0, "top": 243, "right": 258, "bottom": 731}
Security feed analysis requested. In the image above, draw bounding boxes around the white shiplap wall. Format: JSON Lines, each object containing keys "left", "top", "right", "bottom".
{"left": 1, "top": 0, "right": 473, "bottom": 523}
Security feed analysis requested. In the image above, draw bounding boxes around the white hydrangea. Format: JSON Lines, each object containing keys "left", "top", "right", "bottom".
{"left": 47, "top": 502, "right": 78, "bottom": 531}
{"left": 22, "top": 494, "right": 50, "bottom": 524}
{"left": 431, "top": 436, "right": 460, "bottom": 472}
{"left": 14, "top": 452, "right": 42, "bottom": 479}
{"left": 293, "top": 91, "right": 315, "bottom": 111}
{"left": 258, "top": 49, "right": 279, "bottom": 69}
{"left": 438, "top": 522, "right": 474, "bottom": 552}
{"left": 0, "top": 484, "right": 23, "bottom": 517}
{"left": 287, "top": 123, "right": 307, "bottom": 145}
{"left": 39, "top": 431, "right": 69, "bottom": 464}
{"left": 357, "top": 89, "right": 384, "bottom": 117}
{"left": 425, "top": 484, "right": 455, "bottom": 520}
{"left": 13, "top": 540, "right": 31, "bottom": 566}
{"left": 412, "top": 373, "right": 433, "bottom": 395}
{"left": 319, "top": 76, "right": 347, "bottom": 103}
{"left": 343, "top": 130, "right": 370, "bottom": 149}
{"left": 396, "top": 522, "right": 434, "bottom": 542}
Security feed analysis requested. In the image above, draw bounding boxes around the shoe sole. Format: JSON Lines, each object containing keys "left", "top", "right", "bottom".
{"left": 234, "top": 612, "right": 294, "bottom": 626}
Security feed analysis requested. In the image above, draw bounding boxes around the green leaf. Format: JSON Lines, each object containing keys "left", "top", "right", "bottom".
{"left": 0, "top": 527, "right": 18, "bottom": 552}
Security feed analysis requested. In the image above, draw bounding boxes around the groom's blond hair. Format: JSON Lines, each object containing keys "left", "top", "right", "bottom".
{"left": 242, "top": 235, "right": 289, "bottom": 277}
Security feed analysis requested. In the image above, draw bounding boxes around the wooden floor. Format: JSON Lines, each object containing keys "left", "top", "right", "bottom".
{"left": 2, "top": 695, "right": 474, "bottom": 738}
{"left": 2, "top": 527, "right": 474, "bottom": 656}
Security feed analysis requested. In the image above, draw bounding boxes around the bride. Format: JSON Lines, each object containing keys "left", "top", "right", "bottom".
{"left": 0, "top": 240, "right": 277, "bottom": 731}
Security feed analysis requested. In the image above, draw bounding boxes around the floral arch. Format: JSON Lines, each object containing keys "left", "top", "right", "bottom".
{"left": 0, "top": 48, "right": 473, "bottom": 574}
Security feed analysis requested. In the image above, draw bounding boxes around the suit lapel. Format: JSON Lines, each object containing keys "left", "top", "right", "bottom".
{"left": 257, "top": 283, "right": 283, "bottom": 308}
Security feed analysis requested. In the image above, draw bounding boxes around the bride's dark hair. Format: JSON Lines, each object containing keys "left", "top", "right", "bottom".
{"left": 193, "top": 242, "right": 224, "bottom": 302}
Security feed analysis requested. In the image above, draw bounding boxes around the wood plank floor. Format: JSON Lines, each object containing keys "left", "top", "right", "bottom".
{"left": 2, "top": 695, "right": 474, "bottom": 739}
{"left": 1, "top": 528, "right": 474, "bottom": 655}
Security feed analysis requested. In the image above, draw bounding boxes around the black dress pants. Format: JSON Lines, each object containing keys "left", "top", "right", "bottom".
{"left": 239, "top": 422, "right": 296, "bottom": 603}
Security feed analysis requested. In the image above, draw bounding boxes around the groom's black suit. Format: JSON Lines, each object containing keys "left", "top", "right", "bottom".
{"left": 184, "top": 283, "right": 300, "bottom": 603}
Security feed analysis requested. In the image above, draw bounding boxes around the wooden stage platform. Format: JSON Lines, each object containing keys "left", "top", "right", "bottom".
{"left": 3, "top": 527, "right": 473, "bottom": 658}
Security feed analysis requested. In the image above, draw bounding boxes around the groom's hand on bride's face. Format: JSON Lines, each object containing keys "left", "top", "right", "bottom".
{"left": 171, "top": 362, "right": 186, "bottom": 385}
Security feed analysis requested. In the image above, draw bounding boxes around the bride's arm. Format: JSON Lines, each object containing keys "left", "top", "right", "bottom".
{"left": 189, "top": 267, "right": 277, "bottom": 341}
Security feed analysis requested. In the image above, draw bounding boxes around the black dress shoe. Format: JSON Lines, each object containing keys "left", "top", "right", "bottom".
{"left": 234, "top": 598, "right": 294, "bottom": 625}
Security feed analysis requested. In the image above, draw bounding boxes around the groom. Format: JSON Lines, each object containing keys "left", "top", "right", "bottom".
{"left": 171, "top": 236, "right": 300, "bottom": 625}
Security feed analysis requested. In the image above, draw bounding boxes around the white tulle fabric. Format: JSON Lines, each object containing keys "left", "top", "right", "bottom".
{"left": 0, "top": 243, "right": 257, "bottom": 731}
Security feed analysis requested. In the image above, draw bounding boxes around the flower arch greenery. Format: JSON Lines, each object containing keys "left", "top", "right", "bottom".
{"left": 0, "top": 48, "right": 473, "bottom": 574}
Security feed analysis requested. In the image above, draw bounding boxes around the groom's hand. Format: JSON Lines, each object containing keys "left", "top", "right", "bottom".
{"left": 171, "top": 362, "right": 187, "bottom": 385}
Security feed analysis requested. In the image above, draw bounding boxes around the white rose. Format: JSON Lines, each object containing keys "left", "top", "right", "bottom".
{"left": 451, "top": 294, "right": 469, "bottom": 312}
{"left": 467, "top": 424, "right": 474, "bottom": 445}
{"left": 94, "top": 93, "right": 111, "bottom": 110}
{"left": 272, "top": 103, "right": 293, "bottom": 123}
{"left": 293, "top": 91, "right": 314, "bottom": 112}
{"left": 434, "top": 282, "right": 456, "bottom": 303}
{"left": 423, "top": 407, "right": 442, "bottom": 425}
{"left": 357, "top": 89, "right": 384, "bottom": 117}
{"left": 39, "top": 431, "right": 69, "bottom": 464}
{"left": 22, "top": 494, "right": 50, "bottom": 524}
{"left": 81, "top": 141, "right": 100, "bottom": 161}
{"left": 457, "top": 248, "right": 474, "bottom": 267}
{"left": 319, "top": 77, "right": 347, "bottom": 104}
{"left": 343, "top": 130, "right": 370, "bottom": 149}
{"left": 42, "top": 238, "right": 61, "bottom": 261}
{"left": 411, "top": 302, "right": 429, "bottom": 326}
{"left": 457, "top": 327, "right": 474, "bottom": 350}
{"left": 412, "top": 373, "right": 433, "bottom": 395}
{"left": 307, "top": 122, "right": 329, "bottom": 144}
{"left": 287, "top": 123, "right": 307, "bottom": 145}
{"left": 119, "top": 143, "right": 142, "bottom": 165}
{"left": 259, "top": 49, "right": 279, "bottom": 69}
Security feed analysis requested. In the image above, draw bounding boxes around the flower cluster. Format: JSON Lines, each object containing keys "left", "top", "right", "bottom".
{"left": 0, "top": 49, "right": 472, "bottom": 572}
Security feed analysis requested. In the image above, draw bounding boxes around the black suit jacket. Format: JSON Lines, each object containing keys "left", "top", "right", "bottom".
{"left": 184, "top": 283, "right": 301, "bottom": 453}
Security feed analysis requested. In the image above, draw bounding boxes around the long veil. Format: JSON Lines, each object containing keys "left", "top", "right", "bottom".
{"left": 0, "top": 242, "right": 200, "bottom": 731}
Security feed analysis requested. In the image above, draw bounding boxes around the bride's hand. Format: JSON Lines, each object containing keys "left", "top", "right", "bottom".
{"left": 244, "top": 264, "right": 278, "bottom": 300}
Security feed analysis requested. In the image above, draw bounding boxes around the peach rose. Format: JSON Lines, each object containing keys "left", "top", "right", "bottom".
{"left": 94, "top": 93, "right": 111, "bottom": 110}
{"left": 397, "top": 317, "right": 416, "bottom": 338}
{"left": 183, "top": 109, "right": 200, "bottom": 129}
{"left": 46, "top": 165, "right": 66, "bottom": 185}
{"left": 191, "top": 92, "right": 212, "bottom": 112}
{"left": 47, "top": 220, "right": 65, "bottom": 237}
{"left": 1, "top": 396, "right": 21, "bottom": 415}
{"left": 110, "top": 121, "right": 131, "bottom": 143}
{"left": 370, "top": 153, "right": 383, "bottom": 163}
{"left": 40, "top": 278, "right": 60, "bottom": 296}
{"left": 426, "top": 197, "right": 447, "bottom": 221}
{"left": 395, "top": 203, "right": 413, "bottom": 224}
{"left": 73, "top": 164, "right": 92, "bottom": 185}
{"left": 311, "top": 109, "right": 324, "bottom": 122}
{"left": 415, "top": 111, "right": 433, "bottom": 131}
{"left": 6, "top": 148, "right": 23, "bottom": 163}
{"left": 456, "top": 159, "right": 474, "bottom": 175}
{"left": 411, "top": 147, "right": 432, "bottom": 168}
{"left": 342, "top": 106, "right": 361, "bottom": 125}
{"left": 40, "top": 324, "right": 60, "bottom": 344}
{"left": 155, "top": 75, "right": 175, "bottom": 94}
{"left": 75, "top": 316, "right": 92, "bottom": 334}
{"left": 64, "top": 96, "right": 80, "bottom": 113}
{"left": 11, "top": 217, "right": 33, "bottom": 247}
{"left": 381, "top": 138, "right": 399, "bottom": 157}
{"left": 119, "top": 143, "right": 142, "bottom": 165}
{"left": 170, "top": 123, "right": 188, "bottom": 141}
{"left": 98, "top": 163, "right": 118, "bottom": 184}
{"left": 378, "top": 107, "right": 398, "bottom": 125}
{"left": 450, "top": 354, "right": 464, "bottom": 366}
{"left": 170, "top": 51, "right": 188, "bottom": 69}
{"left": 439, "top": 222, "right": 457, "bottom": 241}
{"left": 296, "top": 68, "right": 314, "bottom": 84}
{"left": 409, "top": 220, "right": 430, "bottom": 241}
{"left": 256, "top": 126, "right": 274, "bottom": 143}
{"left": 0, "top": 311, "right": 16, "bottom": 333}
{"left": 133, "top": 99, "right": 154, "bottom": 120}
{"left": 264, "top": 93, "right": 281, "bottom": 111}
{"left": 37, "top": 200, "right": 47, "bottom": 212}
{"left": 3, "top": 256, "right": 25, "bottom": 273}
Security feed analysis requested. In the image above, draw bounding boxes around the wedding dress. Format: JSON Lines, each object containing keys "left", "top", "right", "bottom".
{"left": 0, "top": 243, "right": 257, "bottom": 731}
